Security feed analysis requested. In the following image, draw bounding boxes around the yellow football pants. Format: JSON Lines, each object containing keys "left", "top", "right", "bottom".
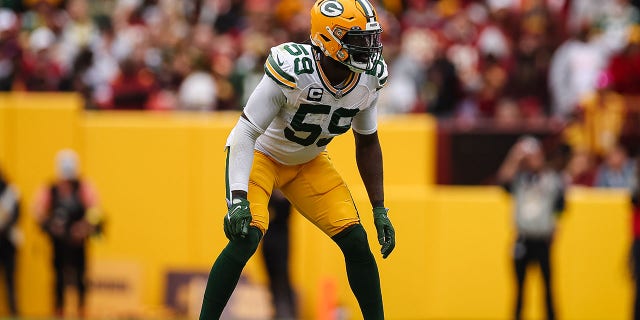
{"left": 247, "top": 150, "right": 360, "bottom": 237}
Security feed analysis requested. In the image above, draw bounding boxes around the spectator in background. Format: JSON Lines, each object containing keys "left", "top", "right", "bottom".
{"left": 400, "top": 0, "right": 442, "bottom": 30}
{"left": 234, "top": 30, "right": 275, "bottom": 107}
{"left": 444, "top": 11, "right": 482, "bottom": 100}
{"left": 549, "top": 23, "right": 608, "bottom": 119}
{"left": 562, "top": 71, "right": 626, "bottom": 158}
{"left": 33, "top": 149, "right": 103, "bottom": 318}
{"left": 86, "top": 16, "right": 119, "bottom": 109}
{"left": 475, "top": 5, "right": 512, "bottom": 64}
{"left": 0, "top": 9, "right": 21, "bottom": 91}
{"left": 178, "top": 55, "right": 217, "bottom": 111}
{"left": 380, "top": 28, "right": 436, "bottom": 114}
{"left": 474, "top": 55, "right": 508, "bottom": 118}
{"left": 17, "top": 26, "right": 63, "bottom": 91}
{"left": 211, "top": 0, "right": 246, "bottom": 34}
{"left": 427, "top": 50, "right": 462, "bottom": 117}
{"left": 106, "top": 57, "right": 156, "bottom": 110}
{"left": 594, "top": 0, "right": 639, "bottom": 55}
{"left": 493, "top": 97, "right": 523, "bottom": 128}
{"left": 505, "top": 31, "right": 553, "bottom": 119}
{"left": 0, "top": 168, "right": 21, "bottom": 316}
{"left": 272, "top": 0, "right": 309, "bottom": 44}
{"left": 208, "top": 33, "right": 241, "bottom": 111}
{"left": 498, "top": 136, "right": 565, "bottom": 320}
{"left": 607, "top": 24, "right": 640, "bottom": 95}
{"left": 563, "top": 148, "right": 597, "bottom": 186}
{"left": 58, "top": 48, "right": 95, "bottom": 108}
{"left": 19, "top": 0, "right": 66, "bottom": 35}
{"left": 594, "top": 144, "right": 636, "bottom": 188}
{"left": 57, "top": 0, "right": 98, "bottom": 72}
{"left": 566, "top": 0, "right": 609, "bottom": 35}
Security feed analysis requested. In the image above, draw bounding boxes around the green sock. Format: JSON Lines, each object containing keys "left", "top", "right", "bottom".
{"left": 200, "top": 227, "right": 262, "bottom": 319}
{"left": 333, "top": 224, "right": 384, "bottom": 320}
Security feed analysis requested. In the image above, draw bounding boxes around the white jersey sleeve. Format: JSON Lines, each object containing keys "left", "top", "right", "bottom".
{"left": 225, "top": 76, "right": 286, "bottom": 193}
{"left": 242, "top": 75, "right": 287, "bottom": 131}
{"left": 352, "top": 95, "right": 379, "bottom": 135}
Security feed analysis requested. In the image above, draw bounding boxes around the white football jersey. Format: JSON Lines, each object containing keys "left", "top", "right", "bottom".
{"left": 252, "top": 42, "right": 388, "bottom": 165}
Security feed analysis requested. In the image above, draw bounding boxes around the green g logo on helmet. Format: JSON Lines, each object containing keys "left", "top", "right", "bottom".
{"left": 320, "top": 0, "right": 344, "bottom": 17}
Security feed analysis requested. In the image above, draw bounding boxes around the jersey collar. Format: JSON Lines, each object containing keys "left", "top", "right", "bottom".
{"left": 314, "top": 54, "right": 361, "bottom": 99}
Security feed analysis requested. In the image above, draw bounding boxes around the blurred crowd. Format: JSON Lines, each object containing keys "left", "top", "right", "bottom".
{"left": 1, "top": 0, "right": 639, "bottom": 181}
{"left": 0, "top": 0, "right": 637, "bottom": 113}
{"left": 0, "top": 0, "right": 309, "bottom": 111}
{"left": 385, "top": 0, "right": 640, "bottom": 121}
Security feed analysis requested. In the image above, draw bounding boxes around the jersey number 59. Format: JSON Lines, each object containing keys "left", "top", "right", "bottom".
{"left": 284, "top": 104, "right": 359, "bottom": 147}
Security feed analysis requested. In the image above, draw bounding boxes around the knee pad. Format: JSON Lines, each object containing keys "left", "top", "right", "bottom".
{"left": 332, "top": 224, "right": 373, "bottom": 262}
{"left": 224, "top": 226, "right": 263, "bottom": 264}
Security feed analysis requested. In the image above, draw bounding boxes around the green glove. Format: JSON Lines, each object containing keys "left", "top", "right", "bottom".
{"left": 224, "top": 198, "right": 252, "bottom": 240}
{"left": 373, "top": 207, "right": 395, "bottom": 259}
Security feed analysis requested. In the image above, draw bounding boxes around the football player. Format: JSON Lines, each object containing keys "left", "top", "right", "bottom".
{"left": 199, "top": 0, "right": 395, "bottom": 319}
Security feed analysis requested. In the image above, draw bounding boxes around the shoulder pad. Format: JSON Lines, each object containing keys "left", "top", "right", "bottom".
{"left": 365, "top": 56, "right": 389, "bottom": 90}
{"left": 264, "top": 43, "right": 312, "bottom": 89}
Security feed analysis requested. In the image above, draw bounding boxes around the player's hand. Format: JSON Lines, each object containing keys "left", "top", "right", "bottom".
{"left": 373, "top": 207, "right": 395, "bottom": 259}
{"left": 224, "top": 198, "right": 252, "bottom": 240}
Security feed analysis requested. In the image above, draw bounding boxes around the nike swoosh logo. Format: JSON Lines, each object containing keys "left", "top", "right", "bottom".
{"left": 276, "top": 55, "right": 284, "bottom": 66}
{"left": 227, "top": 206, "right": 239, "bottom": 221}
{"left": 227, "top": 205, "right": 248, "bottom": 220}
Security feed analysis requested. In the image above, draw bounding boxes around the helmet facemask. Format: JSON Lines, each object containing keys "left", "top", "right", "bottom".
{"left": 340, "top": 28, "right": 382, "bottom": 72}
